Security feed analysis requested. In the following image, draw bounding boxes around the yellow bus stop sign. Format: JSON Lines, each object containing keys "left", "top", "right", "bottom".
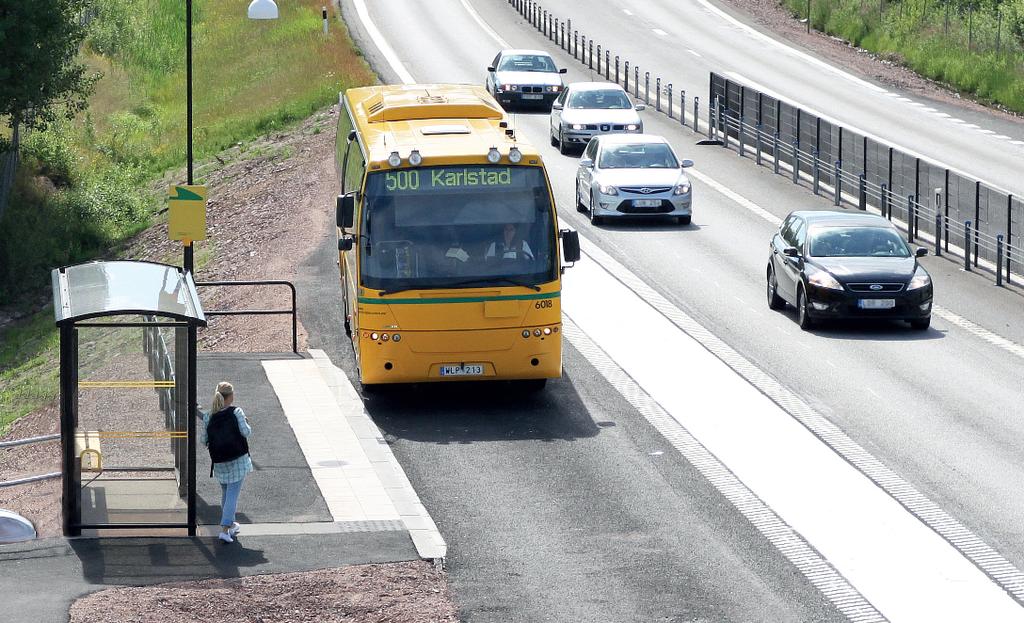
{"left": 168, "top": 185, "right": 208, "bottom": 242}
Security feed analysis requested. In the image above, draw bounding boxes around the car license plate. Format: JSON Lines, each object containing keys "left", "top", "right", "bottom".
{"left": 858, "top": 298, "right": 896, "bottom": 309}
{"left": 633, "top": 199, "right": 661, "bottom": 207}
{"left": 522, "top": 94, "right": 543, "bottom": 100}
{"left": 440, "top": 364, "right": 484, "bottom": 377}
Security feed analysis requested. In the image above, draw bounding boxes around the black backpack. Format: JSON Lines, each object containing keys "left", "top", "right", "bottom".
{"left": 206, "top": 406, "right": 249, "bottom": 476}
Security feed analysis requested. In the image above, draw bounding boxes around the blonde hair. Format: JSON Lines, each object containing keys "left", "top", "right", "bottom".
{"left": 211, "top": 382, "right": 234, "bottom": 414}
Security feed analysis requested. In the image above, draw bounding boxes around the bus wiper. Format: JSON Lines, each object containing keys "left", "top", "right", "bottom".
{"left": 444, "top": 277, "right": 542, "bottom": 291}
{"left": 378, "top": 287, "right": 417, "bottom": 296}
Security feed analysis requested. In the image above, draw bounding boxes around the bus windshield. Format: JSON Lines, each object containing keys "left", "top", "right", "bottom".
{"left": 360, "top": 165, "right": 557, "bottom": 292}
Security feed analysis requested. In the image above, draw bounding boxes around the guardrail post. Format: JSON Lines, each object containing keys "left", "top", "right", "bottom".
{"left": 834, "top": 161, "right": 842, "bottom": 206}
{"left": 858, "top": 174, "right": 866, "bottom": 210}
{"left": 680, "top": 89, "right": 686, "bottom": 127}
{"left": 964, "top": 221, "right": 972, "bottom": 271}
{"left": 615, "top": 56, "right": 620, "bottom": 84}
{"left": 773, "top": 132, "right": 780, "bottom": 174}
{"left": 791, "top": 141, "right": 799, "bottom": 183}
{"left": 996, "top": 234, "right": 1004, "bottom": 286}
{"left": 542, "top": 10, "right": 547, "bottom": 36}
{"left": 934, "top": 189, "right": 942, "bottom": 257}
{"left": 574, "top": 31, "right": 578, "bottom": 59}
{"left": 634, "top": 66, "right": 640, "bottom": 99}
{"left": 589, "top": 40, "right": 594, "bottom": 70}
{"left": 812, "top": 150, "right": 819, "bottom": 194}
{"left": 907, "top": 195, "right": 916, "bottom": 243}
{"left": 644, "top": 71, "right": 650, "bottom": 104}
{"left": 756, "top": 124, "right": 763, "bottom": 165}
{"left": 656, "top": 77, "right": 662, "bottom": 112}
{"left": 605, "top": 50, "right": 610, "bottom": 80}
{"left": 597, "top": 44, "right": 602, "bottom": 74}
{"left": 623, "top": 60, "right": 629, "bottom": 90}
{"left": 693, "top": 96, "right": 699, "bottom": 135}
{"left": 738, "top": 115, "right": 745, "bottom": 155}
{"left": 566, "top": 19, "right": 571, "bottom": 47}
{"left": 667, "top": 83, "right": 673, "bottom": 119}
{"left": 880, "top": 183, "right": 889, "bottom": 218}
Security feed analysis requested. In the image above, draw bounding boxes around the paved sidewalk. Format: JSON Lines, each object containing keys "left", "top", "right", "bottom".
{"left": 0, "top": 350, "right": 445, "bottom": 622}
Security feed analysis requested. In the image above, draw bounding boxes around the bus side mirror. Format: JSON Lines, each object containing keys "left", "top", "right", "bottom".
{"left": 338, "top": 237, "right": 354, "bottom": 252}
{"left": 347, "top": 129, "right": 356, "bottom": 142}
{"left": 560, "top": 228, "right": 581, "bottom": 265}
{"left": 337, "top": 193, "right": 355, "bottom": 229}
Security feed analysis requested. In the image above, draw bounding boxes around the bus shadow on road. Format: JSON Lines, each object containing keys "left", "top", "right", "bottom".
{"left": 361, "top": 373, "right": 600, "bottom": 444}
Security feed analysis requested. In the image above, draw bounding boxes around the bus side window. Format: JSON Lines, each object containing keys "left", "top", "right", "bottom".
{"left": 341, "top": 137, "right": 366, "bottom": 197}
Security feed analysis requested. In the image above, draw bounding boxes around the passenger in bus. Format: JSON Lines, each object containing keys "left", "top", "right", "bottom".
{"left": 485, "top": 223, "right": 534, "bottom": 262}
{"left": 427, "top": 226, "right": 472, "bottom": 276}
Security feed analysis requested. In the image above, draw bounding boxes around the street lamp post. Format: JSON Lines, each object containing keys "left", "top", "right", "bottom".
{"left": 183, "top": 0, "right": 279, "bottom": 275}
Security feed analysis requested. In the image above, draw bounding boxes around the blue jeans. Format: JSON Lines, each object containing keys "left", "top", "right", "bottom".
{"left": 220, "top": 477, "right": 245, "bottom": 527}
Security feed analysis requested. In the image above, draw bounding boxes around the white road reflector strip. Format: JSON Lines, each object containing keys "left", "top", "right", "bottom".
{"left": 688, "top": 49, "right": 702, "bottom": 57}
{"left": 652, "top": 28, "right": 667, "bottom": 36}
{"left": 564, "top": 237, "right": 1024, "bottom": 621}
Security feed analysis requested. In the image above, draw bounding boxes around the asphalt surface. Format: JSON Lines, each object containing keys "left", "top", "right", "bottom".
{"left": 333, "top": 0, "right": 1024, "bottom": 620}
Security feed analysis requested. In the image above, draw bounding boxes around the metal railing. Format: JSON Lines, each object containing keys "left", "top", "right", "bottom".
{"left": 0, "top": 434, "right": 61, "bottom": 488}
{"left": 196, "top": 280, "right": 298, "bottom": 353}
{"left": 507, "top": 0, "right": 1020, "bottom": 287}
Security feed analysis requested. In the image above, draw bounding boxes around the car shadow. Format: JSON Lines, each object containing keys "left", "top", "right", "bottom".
{"left": 589, "top": 217, "right": 702, "bottom": 232}
{"left": 783, "top": 312, "right": 946, "bottom": 341}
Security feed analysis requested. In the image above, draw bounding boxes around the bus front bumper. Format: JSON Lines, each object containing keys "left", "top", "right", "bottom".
{"left": 357, "top": 326, "right": 562, "bottom": 385}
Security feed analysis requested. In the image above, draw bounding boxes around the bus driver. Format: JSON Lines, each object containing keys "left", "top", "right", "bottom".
{"left": 485, "top": 223, "right": 534, "bottom": 262}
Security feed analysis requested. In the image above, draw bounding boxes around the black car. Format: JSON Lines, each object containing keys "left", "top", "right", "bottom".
{"left": 767, "top": 211, "right": 933, "bottom": 330}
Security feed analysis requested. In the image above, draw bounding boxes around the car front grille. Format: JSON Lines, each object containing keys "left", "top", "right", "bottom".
{"left": 846, "top": 283, "right": 905, "bottom": 293}
{"left": 620, "top": 186, "right": 672, "bottom": 195}
{"left": 520, "top": 86, "right": 543, "bottom": 93}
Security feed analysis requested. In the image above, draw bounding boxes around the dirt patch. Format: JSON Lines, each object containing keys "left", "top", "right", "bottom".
{"left": 720, "top": 0, "right": 1024, "bottom": 120}
{"left": 68, "top": 562, "right": 459, "bottom": 623}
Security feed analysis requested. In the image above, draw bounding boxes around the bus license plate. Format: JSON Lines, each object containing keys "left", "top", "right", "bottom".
{"left": 858, "top": 298, "right": 895, "bottom": 309}
{"left": 522, "top": 94, "right": 544, "bottom": 100}
{"left": 633, "top": 199, "right": 661, "bottom": 207}
{"left": 440, "top": 364, "right": 484, "bottom": 377}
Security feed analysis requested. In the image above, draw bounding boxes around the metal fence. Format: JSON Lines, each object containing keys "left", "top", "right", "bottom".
{"left": 710, "top": 73, "right": 1021, "bottom": 284}
{"left": 506, "top": 0, "right": 1020, "bottom": 285}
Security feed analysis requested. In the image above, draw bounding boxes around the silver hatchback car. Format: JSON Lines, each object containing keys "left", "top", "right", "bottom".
{"left": 576, "top": 134, "right": 694, "bottom": 225}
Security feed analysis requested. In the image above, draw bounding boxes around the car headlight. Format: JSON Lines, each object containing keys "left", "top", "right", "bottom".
{"left": 570, "top": 123, "right": 585, "bottom": 130}
{"left": 908, "top": 266, "right": 932, "bottom": 290}
{"left": 626, "top": 124, "right": 639, "bottom": 131}
{"left": 673, "top": 182, "right": 691, "bottom": 195}
{"left": 500, "top": 84, "right": 518, "bottom": 92}
{"left": 807, "top": 269, "right": 843, "bottom": 291}
{"left": 598, "top": 183, "right": 618, "bottom": 196}
{"left": 546, "top": 85, "right": 561, "bottom": 93}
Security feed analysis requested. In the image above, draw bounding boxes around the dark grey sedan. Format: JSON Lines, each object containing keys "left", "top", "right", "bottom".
{"left": 767, "top": 211, "right": 933, "bottom": 330}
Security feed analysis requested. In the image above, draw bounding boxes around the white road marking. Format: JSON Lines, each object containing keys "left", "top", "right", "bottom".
{"left": 458, "top": 0, "right": 509, "bottom": 47}
{"left": 868, "top": 388, "right": 881, "bottom": 398}
{"left": 688, "top": 49, "right": 702, "bottom": 57}
{"left": 933, "top": 308, "right": 1024, "bottom": 360}
{"left": 723, "top": 72, "right": 1015, "bottom": 196}
{"left": 934, "top": 112, "right": 951, "bottom": 118}
{"left": 964, "top": 123, "right": 981, "bottom": 129}
{"left": 949, "top": 118, "right": 966, "bottom": 123}
{"left": 351, "top": 0, "right": 415, "bottom": 85}
{"left": 622, "top": 8, "right": 633, "bottom": 15}
{"left": 979, "top": 129, "right": 997, "bottom": 135}
{"left": 1013, "top": 141, "right": 1024, "bottom": 146}
{"left": 995, "top": 134, "right": 1011, "bottom": 140}
{"left": 652, "top": 28, "right": 667, "bottom": 36}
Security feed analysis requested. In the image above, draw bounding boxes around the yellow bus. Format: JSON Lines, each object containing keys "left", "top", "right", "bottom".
{"left": 334, "top": 84, "right": 580, "bottom": 389}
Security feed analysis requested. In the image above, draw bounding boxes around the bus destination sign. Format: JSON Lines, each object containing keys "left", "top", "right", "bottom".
{"left": 383, "top": 166, "right": 518, "bottom": 193}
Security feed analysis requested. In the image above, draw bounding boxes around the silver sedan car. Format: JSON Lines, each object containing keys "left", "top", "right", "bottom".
{"left": 550, "top": 82, "right": 645, "bottom": 155}
{"left": 576, "top": 134, "right": 694, "bottom": 225}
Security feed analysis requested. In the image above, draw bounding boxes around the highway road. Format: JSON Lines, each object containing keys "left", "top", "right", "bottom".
{"left": 305, "top": 1, "right": 1024, "bottom": 620}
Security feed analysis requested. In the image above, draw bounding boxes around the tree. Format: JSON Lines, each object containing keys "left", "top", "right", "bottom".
{"left": 0, "top": 0, "right": 98, "bottom": 151}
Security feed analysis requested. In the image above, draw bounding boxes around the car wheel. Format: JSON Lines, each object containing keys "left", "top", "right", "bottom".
{"left": 590, "top": 194, "right": 602, "bottom": 226}
{"left": 558, "top": 130, "right": 569, "bottom": 155}
{"left": 550, "top": 131, "right": 558, "bottom": 147}
{"left": 797, "top": 286, "right": 814, "bottom": 330}
{"left": 910, "top": 316, "right": 931, "bottom": 330}
{"left": 767, "top": 266, "right": 785, "bottom": 310}
{"left": 677, "top": 215, "right": 692, "bottom": 226}
{"left": 575, "top": 182, "right": 586, "bottom": 213}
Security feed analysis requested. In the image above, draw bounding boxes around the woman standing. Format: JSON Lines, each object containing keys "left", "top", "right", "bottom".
{"left": 202, "top": 381, "right": 252, "bottom": 543}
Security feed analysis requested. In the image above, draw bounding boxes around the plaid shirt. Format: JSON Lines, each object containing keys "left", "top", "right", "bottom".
{"left": 202, "top": 407, "right": 253, "bottom": 484}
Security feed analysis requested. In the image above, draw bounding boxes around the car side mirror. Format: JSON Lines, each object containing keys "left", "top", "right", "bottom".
{"left": 558, "top": 68, "right": 567, "bottom": 74}
{"left": 487, "top": 66, "right": 496, "bottom": 72}
{"left": 635, "top": 103, "right": 646, "bottom": 111}
{"left": 560, "top": 228, "right": 581, "bottom": 265}
{"left": 337, "top": 193, "right": 355, "bottom": 230}
{"left": 782, "top": 246, "right": 800, "bottom": 258}
{"left": 579, "top": 158, "right": 594, "bottom": 169}
{"left": 680, "top": 159, "right": 694, "bottom": 168}
{"left": 552, "top": 102, "right": 563, "bottom": 110}
{"left": 338, "top": 237, "right": 354, "bottom": 252}
{"left": 916, "top": 247, "right": 928, "bottom": 257}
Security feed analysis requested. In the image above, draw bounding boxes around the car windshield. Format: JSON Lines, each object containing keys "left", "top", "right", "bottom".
{"left": 360, "top": 165, "right": 557, "bottom": 292}
{"left": 567, "top": 89, "right": 632, "bottom": 109}
{"left": 808, "top": 226, "right": 912, "bottom": 258}
{"left": 498, "top": 54, "right": 557, "bottom": 72}
{"left": 599, "top": 143, "right": 678, "bottom": 169}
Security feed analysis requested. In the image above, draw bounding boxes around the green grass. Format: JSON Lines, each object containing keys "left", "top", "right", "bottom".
{"left": 783, "top": 0, "right": 1024, "bottom": 113}
{"left": 0, "top": 311, "right": 60, "bottom": 434}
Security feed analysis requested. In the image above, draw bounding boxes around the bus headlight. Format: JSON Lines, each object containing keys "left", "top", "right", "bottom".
{"left": 408, "top": 149, "right": 422, "bottom": 166}
{"left": 543, "top": 327, "right": 552, "bottom": 335}
{"left": 487, "top": 147, "right": 501, "bottom": 163}
{"left": 392, "top": 333, "right": 401, "bottom": 342}
{"left": 508, "top": 147, "right": 522, "bottom": 163}
{"left": 387, "top": 151, "right": 401, "bottom": 167}
{"left": 370, "top": 332, "right": 380, "bottom": 341}
{"left": 522, "top": 330, "right": 530, "bottom": 338}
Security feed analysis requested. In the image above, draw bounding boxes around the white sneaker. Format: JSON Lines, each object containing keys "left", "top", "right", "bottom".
{"left": 218, "top": 531, "right": 234, "bottom": 544}
{"left": 228, "top": 522, "right": 241, "bottom": 536}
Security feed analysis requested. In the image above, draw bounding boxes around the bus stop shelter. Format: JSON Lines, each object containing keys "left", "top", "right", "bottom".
{"left": 52, "top": 261, "right": 206, "bottom": 536}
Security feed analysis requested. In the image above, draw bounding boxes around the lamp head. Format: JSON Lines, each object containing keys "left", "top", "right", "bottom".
{"left": 247, "top": 0, "right": 279, "bottom": 20}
